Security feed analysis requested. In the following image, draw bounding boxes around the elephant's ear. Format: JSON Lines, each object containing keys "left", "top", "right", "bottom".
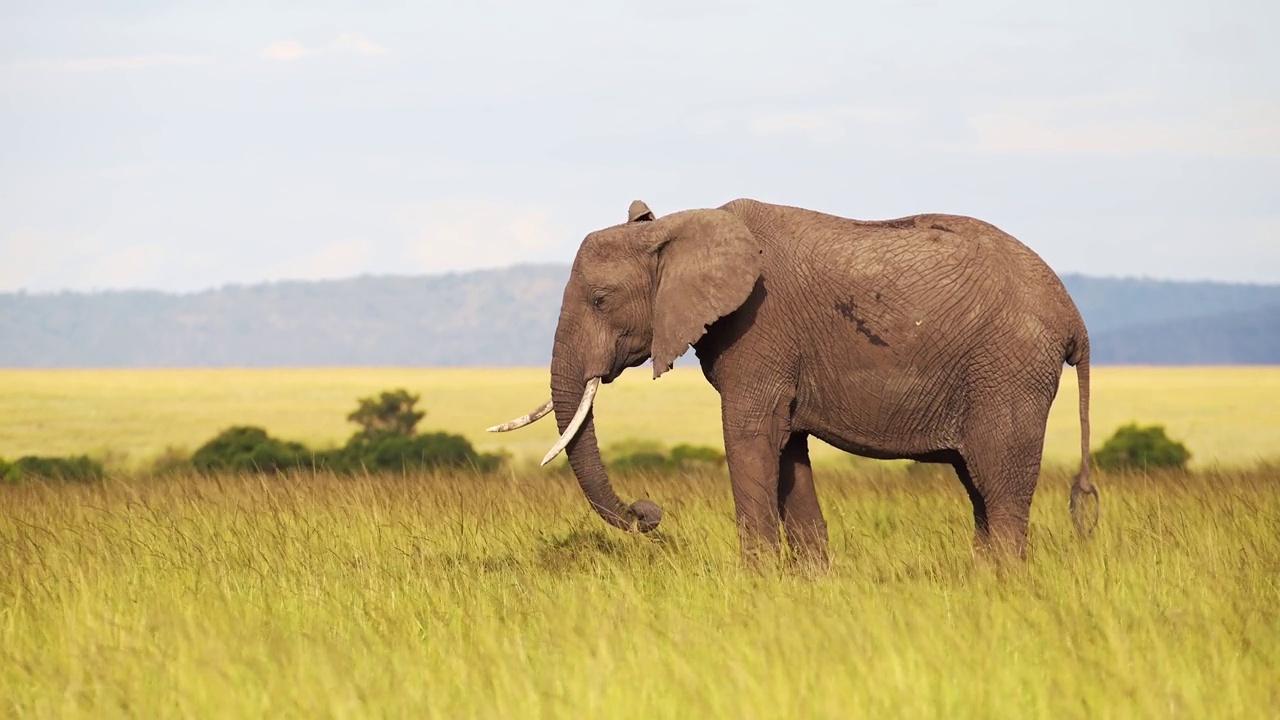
{"left": 628, "top": 200, "right": 655, "bottom": 223}
{"left": 648, "top": 209, "right": 762, "bottom": 378}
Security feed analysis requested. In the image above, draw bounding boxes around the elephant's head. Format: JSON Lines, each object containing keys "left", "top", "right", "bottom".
{"left": 487, "top": 199, "right": 763, "bottom": 534}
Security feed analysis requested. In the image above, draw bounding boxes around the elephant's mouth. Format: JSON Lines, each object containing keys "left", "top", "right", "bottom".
{"left": 488, "top": 353, "right": 649, "bottom": 460}
{"left": 602, "top": 353, "right": 651, "bottom": 384}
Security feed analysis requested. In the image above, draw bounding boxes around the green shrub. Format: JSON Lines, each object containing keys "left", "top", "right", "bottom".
{"left": 2, "top": 454, "right": 105, "bottom": 483}
{"left": 611, "top": 450, "right": 671, "bottom": 472}
{"left": 188, "top": 411, "right": 505, "bottom": 478}
{"left": 670, "top": 443, "right": 726, "bottom": 469}
{"left": 326, "top": 388, "right": 504, "bottom": 474}
{"left": 12, "top": 387, "right": 510, "bottom": 481}
{"left": 191, "top": 426, "right": 311, "bottom": 475}
{"left": 1093, "top": 423, "right": 1192, "bottom": 472}
{"left": 605, "top": 439, "right": 725, "bottom": 474}
{"left": 342, "top": 430, "right": 504, "bottom": 474}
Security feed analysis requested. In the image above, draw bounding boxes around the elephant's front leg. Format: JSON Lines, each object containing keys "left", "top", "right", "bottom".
{"left": 778, "top": 433, "right": 829, "bottom": 569}
{"left": 721, "top": 404, "right": 791, "bottom": 565}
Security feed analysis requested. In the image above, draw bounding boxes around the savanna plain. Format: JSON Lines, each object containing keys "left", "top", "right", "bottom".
{"left": 2, "top": 367, "right": 1279, "bottom": 718}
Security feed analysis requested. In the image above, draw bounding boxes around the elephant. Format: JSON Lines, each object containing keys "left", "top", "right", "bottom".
{"left": 488, "top": 197, "right": 1098, "bottom": 563}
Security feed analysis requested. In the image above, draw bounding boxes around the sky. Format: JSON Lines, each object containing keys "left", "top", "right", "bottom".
{"left": 1, "top": 0, "right": 1278, "bottom": 293}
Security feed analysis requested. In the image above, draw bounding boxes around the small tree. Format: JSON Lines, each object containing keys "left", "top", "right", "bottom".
{"left": 338, "top": 388, "right": 504, "bottom": 474}
{"left": 191, "top": 426, "right": 310, "bottom": 475}
{"left": 347, "top": 389, "right": 425, "bottom": 439}
{"left": 1093, "top": 423, "right": 1191, "bottom": 472}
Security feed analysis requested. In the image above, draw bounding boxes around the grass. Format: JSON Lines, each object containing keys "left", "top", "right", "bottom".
{"left": 2, "top": 465, "right": 1277, "bottom": 718}
{"left": 2, "top": 365, "right": 1280, "bottom": 471}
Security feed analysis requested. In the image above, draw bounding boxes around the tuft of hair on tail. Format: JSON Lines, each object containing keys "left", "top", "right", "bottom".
{"left": 1066, "top": 332, "right": 1099, "bottom": 538}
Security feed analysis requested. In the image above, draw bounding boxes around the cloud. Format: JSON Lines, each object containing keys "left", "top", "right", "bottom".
{"left": 0, "top": 231, "right": 170, "bottom": 291}
{"left": 963, "top": 94, "right": 1280, "bottom": 158}
{"left": 259, "top": 33, "right": 387, "bottom": 62}
{"left": 260, "top": 41, "right": 309, "bottom": 62}
{"left": 1247, "top": 218, "right": 1280, "bottom": 255}
{"left": 401, "top": 202, "right": 565, "bottom": 274}
{"left": 281, "top": 239, "right": 372, "bottom": 280}
{"left": 95, "top": 244, "right": 169, "bottom": 286}
{"left": 743, "top": 92, "right": 1280, "bottom": 159}
{"left": 1182, "top": 27, "right": 1258, "bottom": 64}
{"left": 749, "top": 106, "right": 921, "bottom": 143}
{"left": 7, "top": 55, "right": 215, "bottom": 73}
{"left": 331, "top": 33, "right": 387, "bottom": 56}
{"left": 0, "top": 231, "right": 87, "bottom": 291}
{"left": 1115, "top": 216, "right": 1280, "bottom": 284}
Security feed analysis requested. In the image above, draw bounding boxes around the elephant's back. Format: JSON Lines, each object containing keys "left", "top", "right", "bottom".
{"left": 728, "top": 198, "right": 1082, "bottom": 363}
{"left": 729, "top": 198, "right": 1076, "bottom": 320}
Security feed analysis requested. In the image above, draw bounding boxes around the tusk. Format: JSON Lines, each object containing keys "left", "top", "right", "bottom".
{"left": 540, "top": 377, "right": 601, "bottom": 466}
{"left": 486, "top": 398, "right": 554, "bottom": 432}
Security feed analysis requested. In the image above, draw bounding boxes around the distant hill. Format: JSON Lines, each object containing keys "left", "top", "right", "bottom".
{"left": 1089, "top": 303, "right": 1280, "bottom": 365}
{"left": 0, "top": 265, "right": 570, "bottom": 367}
{"left": 2, "top": 266, "right": 1278, "bottom": 367}
{"left": 1059, "top": 275, "right": 1280, "bottom": 334}
{"left": 1059, "top": 275, "right": 1280, "bottom": 364}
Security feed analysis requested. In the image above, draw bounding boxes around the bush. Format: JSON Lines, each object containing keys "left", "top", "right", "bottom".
{"left": 188, "top": 404, "right": 506, "bottom": 477}
{"left": 329, "top": 388, "right": 504, "bottom": 474}
{"left": 611, "top": 449, "right": 671, "bottom": 472}
{"left": 1093, "top": 423, "right": 1192, "bottom": 472}
{"left": 191, "top": 426, "right": 311, "bottom": 475}
{"left": 4, "top": 387, "right": 508, "bottom": 482}
{"left": 341, "top": 430, "right": 504, "bottom": 474}
{"left": 605, "top": 439, "right": 725, "bottom": 474}
{"left": 2, "top": 454, "right": 105, "bottom": 483}
{"left": 670, "top": 443, "right": 726, "bottom": 469}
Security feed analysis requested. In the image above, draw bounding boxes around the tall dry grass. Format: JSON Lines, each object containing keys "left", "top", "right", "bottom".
{"left": 2, "top": 465, "right": 1277, "bottom": 718}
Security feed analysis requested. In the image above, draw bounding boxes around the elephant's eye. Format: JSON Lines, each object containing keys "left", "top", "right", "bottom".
{"left": 590, "top": 288, "right": 612, "bottom": 311}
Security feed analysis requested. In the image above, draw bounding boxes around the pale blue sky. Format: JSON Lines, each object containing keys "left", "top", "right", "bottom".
{"left": 2, "top": 0, "right": 1277, "bottom": 292}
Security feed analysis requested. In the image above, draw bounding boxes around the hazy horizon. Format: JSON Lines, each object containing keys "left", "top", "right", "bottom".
{"left": 3, "top": 0, "right": 1278, "bottom": 293}
{"left": 3, "top": 260, "right": 1280, "bottom": 299}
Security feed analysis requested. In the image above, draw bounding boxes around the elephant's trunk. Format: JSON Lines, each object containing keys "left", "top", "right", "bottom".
{"left": 549, "top": 338, "right": 662, "bottom": 534}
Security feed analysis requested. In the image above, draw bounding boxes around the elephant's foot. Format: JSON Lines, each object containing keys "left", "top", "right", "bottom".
{"left": 737, "top": 528, "right": 781, "bottom": 567}
{"left": 970, "top": 514, "right": 1031, "bottom": 568}
{"left": 782, "top": 521, "right": 830, "bottom": 574}
{"left": 735, "top": 525, "right": 830, "bottom": 575}
{"left": 785, "top": 543, "right": 830, "bottom": 576}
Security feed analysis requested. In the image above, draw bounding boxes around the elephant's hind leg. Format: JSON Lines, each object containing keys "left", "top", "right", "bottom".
{"left": 953, "top": 456, "right": 1036, "bottom": 560}
{"left": 777, "top": 433, "right": 829, "bottom": 568}
{"left": 955, "top": 402, "right": 1049, "bottom": 560}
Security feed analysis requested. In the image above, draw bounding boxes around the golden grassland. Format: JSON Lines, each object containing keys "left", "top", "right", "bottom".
{"left": 2, "top": 366, "right": 1279, "bottom": 470}
{"left": 2, "top": 466, "right": 1277, "bottom": 718}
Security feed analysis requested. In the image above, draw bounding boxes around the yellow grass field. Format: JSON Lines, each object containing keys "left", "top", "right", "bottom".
{"left": 2, "top": 468, "right": 1278, "bottom": 717}
{"left": 2, "top": 366, "right": 1278, "bottom": 470}
{"left": 3, "top": 367, "right": 1279, "bottom": 717}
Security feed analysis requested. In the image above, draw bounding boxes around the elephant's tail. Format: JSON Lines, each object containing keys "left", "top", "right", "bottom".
{"left": 1066, "top": 333, "right": 1099, "bottom": 538}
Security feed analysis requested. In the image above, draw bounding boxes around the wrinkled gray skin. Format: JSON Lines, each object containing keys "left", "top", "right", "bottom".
{"left": 534, "top": 197, "right": 1097, "bottom": 563}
